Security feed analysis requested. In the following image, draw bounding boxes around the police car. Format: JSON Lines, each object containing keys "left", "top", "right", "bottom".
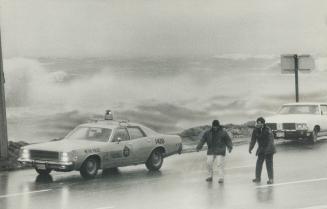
{"left": 18, "top": 111, "right": 183, "bottom": 179}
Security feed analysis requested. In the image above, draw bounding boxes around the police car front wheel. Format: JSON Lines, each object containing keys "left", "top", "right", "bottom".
{"left": 80, "top": 157, "right": 99, "bottom": 179}
{"left": 146, "top": 149, "right": 164, "bottom": 171}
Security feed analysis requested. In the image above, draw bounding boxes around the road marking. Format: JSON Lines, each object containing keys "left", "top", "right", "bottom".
{"left": 94, "top": 207, "right": 115, "bottom": 209}
{"left": 296, "top": 204, "right": 327, "bottom": 209}
{"left": 182, "top": 164, "right": 254, "bottom": 175}
{"left": 0, "top": 189, "right": 52, "bottom": 199}
{"left": 256, "top": 177, "right": 327, "bottom": 189}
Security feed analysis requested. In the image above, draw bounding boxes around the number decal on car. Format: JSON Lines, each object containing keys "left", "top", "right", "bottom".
{"left": 155, "top": 138, "right": 165, "bottom": 144}
{"left": 84, "top": 148, "right": 100, "bottom": 154}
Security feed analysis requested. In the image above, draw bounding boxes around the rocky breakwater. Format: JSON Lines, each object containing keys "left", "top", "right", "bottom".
{"left": 0, "top": 141, "right": 29, "bottom": 171}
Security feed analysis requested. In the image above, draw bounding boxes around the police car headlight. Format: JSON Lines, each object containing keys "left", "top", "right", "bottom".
{"left": 60, "top": 152, "right": 70, "bottom": 162}
{"left": 20, "top": 149, "right": 30, "bottom": 159}
{"left": 296, "top": 123, "right": 308, "bottom": 130}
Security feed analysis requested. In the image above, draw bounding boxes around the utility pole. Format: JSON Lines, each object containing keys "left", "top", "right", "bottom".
{"left": 0, "top": 27, "right": 8, "bottom": 159}
{"left": 294, "top": 54, "right": 299, "bottom": 102}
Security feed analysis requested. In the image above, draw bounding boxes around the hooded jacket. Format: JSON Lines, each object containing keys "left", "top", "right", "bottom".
{"left": 196, "top": 127, "right": 233, "bottom": 156}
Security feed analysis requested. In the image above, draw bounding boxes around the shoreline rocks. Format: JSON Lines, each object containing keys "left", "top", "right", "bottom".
{"left": 180, "top": 123, "right": 254, "bottom": 144}
{"left": 0, "top": 141, "right": 30, "bottom": 171}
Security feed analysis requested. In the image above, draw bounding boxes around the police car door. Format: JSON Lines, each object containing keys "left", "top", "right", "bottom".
{"left": 109, "top": 128, "right": 134, "bottom": 166}
{"left": 127, "top": 126, "right": 149, "bottom": 162}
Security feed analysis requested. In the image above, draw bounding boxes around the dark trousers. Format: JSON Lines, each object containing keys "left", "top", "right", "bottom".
{"left": 256, "top": 153, "right": 274, "bottom": 180}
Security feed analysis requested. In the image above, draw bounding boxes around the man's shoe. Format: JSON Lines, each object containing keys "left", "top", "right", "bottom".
{"left": 267, "top": 179, "right": 274, "bottom": 184}
{"left": 218, "top": 178, "right": 224, "bottom": 184}
{"left": 206, "top": 177, "right": 213, "bottom": 182}
{"left": 252, "top": 178, "right": 261, "bottom": 183}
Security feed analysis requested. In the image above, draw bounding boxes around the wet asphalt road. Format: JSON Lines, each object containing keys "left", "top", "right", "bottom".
{"left": 1, "top": 139, "right": 327, "bottom": 209}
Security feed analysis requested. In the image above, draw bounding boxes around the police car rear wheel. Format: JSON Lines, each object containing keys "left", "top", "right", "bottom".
{"left": 80, "top": 157, "right": 99, "bottom": 179}
{"left": 146, "top": 150, "right": 163, "bottom": 171}
{"left": 35, "top": 168, "right": 52, "bottom": 175}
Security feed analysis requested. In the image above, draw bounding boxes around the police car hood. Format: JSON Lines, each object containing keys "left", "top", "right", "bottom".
{"left": 266, "top": 114, "right": 320, "bottom": 123}
{"left": 24, "top": 139, "right": 105, "bottom": 152}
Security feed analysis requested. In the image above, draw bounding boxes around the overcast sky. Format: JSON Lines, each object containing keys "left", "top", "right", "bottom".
{"left": 1, "top": 0, "right": 327, "bottom": 58}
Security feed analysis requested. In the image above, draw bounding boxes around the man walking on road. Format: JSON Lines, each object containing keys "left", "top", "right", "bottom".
{"left": 196, "top": 120, "right": 233, "bottom": 183}
{"left": 249, "top": 117, "right": 276, "bottom": 184}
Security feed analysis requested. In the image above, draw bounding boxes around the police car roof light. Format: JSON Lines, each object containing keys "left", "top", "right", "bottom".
{"left": 105, "top": 110, "right": 113, "bottom": 120}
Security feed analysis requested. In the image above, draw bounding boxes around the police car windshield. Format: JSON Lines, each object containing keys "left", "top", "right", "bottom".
{"left": 65, "top": 127, "right": 112, "bottom": 142}
{"left": 278, "top": 105, "right": 319, "bottom": 115}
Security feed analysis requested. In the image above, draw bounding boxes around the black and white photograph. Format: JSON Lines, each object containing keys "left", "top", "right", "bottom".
{"left": 0, "top": 0, "right": 327, "bottom": 208}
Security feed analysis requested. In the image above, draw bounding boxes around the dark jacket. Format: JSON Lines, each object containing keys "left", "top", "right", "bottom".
{"left": 249, "top": 125, "right": 276, "bottom": 155}
{"left": 196, "top": 127, "right": 233, "bottom": 156}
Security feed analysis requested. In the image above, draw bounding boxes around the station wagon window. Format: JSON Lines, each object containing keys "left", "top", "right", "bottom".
{"left": 65, "top": 127, "right": 112, "bottom": 142}
{"left": 112, "top": 128, "right": 130, "bottom": 142}
{"left": 278, "top": 105, "right": 320, "bottom": 115}
{"left": 321, "top": 105, "right": 327, "bottom": 115}
{"left": 127, "top": 127, "right": 146, "bottom": 140}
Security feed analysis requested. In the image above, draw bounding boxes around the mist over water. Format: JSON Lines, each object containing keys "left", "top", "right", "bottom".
{"left": 3, "top": 55, "right": 327, "bottom": 142}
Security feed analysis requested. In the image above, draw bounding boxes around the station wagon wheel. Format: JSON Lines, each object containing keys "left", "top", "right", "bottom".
{"left": 146, "top": 149, "right": 164, "bottom": 171}
{"left": 80, "top": 157, "right": 99, "bottom": 179}
{"left": 35, "top": 168, "right": 52, "bottom": 175}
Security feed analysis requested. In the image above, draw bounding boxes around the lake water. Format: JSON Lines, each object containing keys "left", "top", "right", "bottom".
{"left": 3, "top": 55, "right": 327, "bottom": 143}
